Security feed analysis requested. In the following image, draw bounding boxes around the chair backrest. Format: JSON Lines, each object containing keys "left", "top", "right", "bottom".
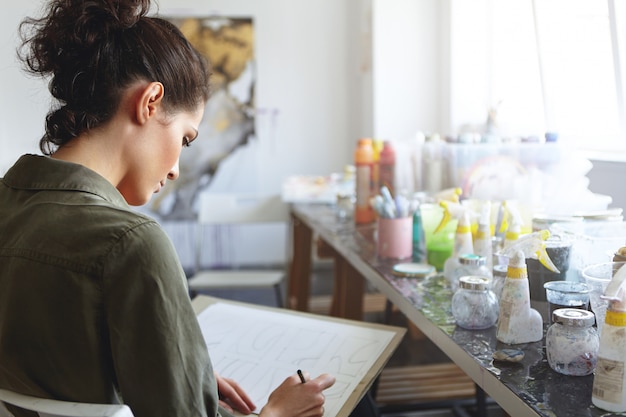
{"left": 197, "top": 193, "right": 289, "bottom": 225}
{"left": 0, "top": 389, "right": 133, "bottom": 417}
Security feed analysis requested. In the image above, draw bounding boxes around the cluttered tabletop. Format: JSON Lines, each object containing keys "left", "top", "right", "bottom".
{"left": 289, "top": 201, "right": 624, "bottom": 417}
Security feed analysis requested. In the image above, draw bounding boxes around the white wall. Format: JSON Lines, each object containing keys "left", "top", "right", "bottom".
{"left": 0, "top": 0, "right": 373, "bottom": 194}
{"left": 372, "top": 0, "right": 443, "bottom": 139}
{"left": 1, "top": 0, "right": 623, "bottom": 214}
{"left": 0, "top": 1, "right": 51, "bottom": 175}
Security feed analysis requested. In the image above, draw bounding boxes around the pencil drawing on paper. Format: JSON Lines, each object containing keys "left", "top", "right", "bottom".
{"left": 196, "top": 302, "right": 397, "bottom": 416}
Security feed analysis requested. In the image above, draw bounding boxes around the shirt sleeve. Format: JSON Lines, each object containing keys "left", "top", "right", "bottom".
{"left": 102, "top": 220, "right": 226, "bottom": 417}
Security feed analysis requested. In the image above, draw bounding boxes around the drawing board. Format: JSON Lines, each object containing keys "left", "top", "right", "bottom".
{"left": 192, "top": 295, "right": 405, "bottom": 417}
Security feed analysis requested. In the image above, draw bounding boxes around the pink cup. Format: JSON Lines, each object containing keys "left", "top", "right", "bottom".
{"left": 377, "top": 216, "right": 413, "bottom": 259}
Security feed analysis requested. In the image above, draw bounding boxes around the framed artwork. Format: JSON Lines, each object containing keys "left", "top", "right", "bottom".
{"left": 150, "top": 16, "right": 256, "bottom": 220}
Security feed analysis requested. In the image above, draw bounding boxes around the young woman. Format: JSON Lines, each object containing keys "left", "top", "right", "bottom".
{"left": 0, "top": 0, "right": 335, "bottom": 416}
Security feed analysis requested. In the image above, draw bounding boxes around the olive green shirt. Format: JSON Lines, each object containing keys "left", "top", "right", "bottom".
{"left": 0, "top": 154, "right": 229, "bottom": 417}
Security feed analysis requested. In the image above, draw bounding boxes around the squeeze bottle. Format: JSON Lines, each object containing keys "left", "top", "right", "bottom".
{"left": 496, "top": 250, "right": 543, "bottom": 344}
{"left": 474, "top": 202, "right": 493, "bottom": 271}
{"left": 501, "top": 229, "right": 560, "bottom": 274}
{"left": 592, "top": 264, "right": 626, "bottom": 412}
{"left": 502, "top": 201, "right": 524, "bottom": 247}
{"left": 443, "top": 209, "right": 474, "bottom": 286}
{"left": 379, "top": 141, "right": 396, "bottom": 197}
{"left": 354, "top": 138, "right": 376, "bottom": 224}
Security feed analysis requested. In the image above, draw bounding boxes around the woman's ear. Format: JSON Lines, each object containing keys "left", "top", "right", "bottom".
{"left": 136, "top": 82, "right": 165, "bottom": 125}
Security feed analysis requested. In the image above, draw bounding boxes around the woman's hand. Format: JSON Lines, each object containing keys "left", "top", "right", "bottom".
{"left": 259, "top": 371, "right": 336, "bottom": 417}
{"left": 215, "top": 372, "right": 256, "bottom": 415}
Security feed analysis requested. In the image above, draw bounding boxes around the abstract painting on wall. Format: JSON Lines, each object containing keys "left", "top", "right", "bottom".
{"left": 150, "top": 16, "right": 256, "bottom": 220}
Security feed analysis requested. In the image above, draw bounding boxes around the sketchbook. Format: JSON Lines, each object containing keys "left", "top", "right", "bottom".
{"left": 192, "top": 295, "right": 405, "bottom": 417}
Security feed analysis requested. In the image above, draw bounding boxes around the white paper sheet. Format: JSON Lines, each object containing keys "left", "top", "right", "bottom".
{"left": 196, "top": 302, "right": 396, "bottom": 416}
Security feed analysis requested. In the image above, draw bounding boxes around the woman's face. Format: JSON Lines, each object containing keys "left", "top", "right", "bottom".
{"left": 118, "top": 104, "right": 205, "bottom": 206}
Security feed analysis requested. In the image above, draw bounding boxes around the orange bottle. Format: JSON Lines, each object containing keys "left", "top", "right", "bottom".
{"left": 355, "top": 138, "right": 376, "bottom": 224}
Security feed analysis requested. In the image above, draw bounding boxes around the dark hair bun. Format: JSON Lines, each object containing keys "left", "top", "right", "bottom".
{"left": 18, "top": 0, "right": 210, "bottom": 154}
{"left": 19, "top": 0, "right": 150, "bottom": 76}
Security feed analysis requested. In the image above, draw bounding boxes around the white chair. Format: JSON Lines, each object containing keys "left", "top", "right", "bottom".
{"left": 0, "top": 389, "right": 133, "bottom": 417}
{"left": 187, "top": 193, "right": 290, "bottom": 307}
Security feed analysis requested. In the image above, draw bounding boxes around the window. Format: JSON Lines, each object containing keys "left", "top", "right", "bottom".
{"left": 487, "top": 0, "right": 625, "bottom": 152}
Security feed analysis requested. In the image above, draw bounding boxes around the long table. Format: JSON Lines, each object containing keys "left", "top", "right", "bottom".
{"left": 287, "top": 203, "right": 602, "bottom": 417}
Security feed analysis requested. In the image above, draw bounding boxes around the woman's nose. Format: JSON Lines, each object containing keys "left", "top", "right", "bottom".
{"left": 168, "top": 159, "right": 180, "bottom": 180}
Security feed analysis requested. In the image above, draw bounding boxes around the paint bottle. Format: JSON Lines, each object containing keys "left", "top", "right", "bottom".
{"left": 474, "top": 202, "right": 493, "bottom": 271}
{"left": 443, "top": 210, "right": 474, "bottom": 287}
{"left": 592, "top": 264, "right": 626, "bottom": 412}
{"left": 422, "top": 133, "right": 444, "bottom": 194}
{"left": 372, "top": 139, "right": 383, "bottom": 199}
{"left": 496, "top": 250, "right": 543, "bottom": 344}
{"left": 379, "top": 141, "right": 396, "bottom": 197}
{"left": 502, "top": 201, "right": 524, "bottom": 247}
{"left": 412, "top": 202, "right": 426, "bottom": 262}
{"left": 354, "top": 138, "right": 376, "bottom": 224}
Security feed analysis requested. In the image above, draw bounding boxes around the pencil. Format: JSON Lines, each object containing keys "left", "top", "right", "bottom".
{"left": 297, "top": 369, "right": 306, "bottom": 383}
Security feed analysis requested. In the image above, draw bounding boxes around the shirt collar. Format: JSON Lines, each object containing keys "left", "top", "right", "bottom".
{"left": 3, "top": 154, "right": 130, "bottom": 209}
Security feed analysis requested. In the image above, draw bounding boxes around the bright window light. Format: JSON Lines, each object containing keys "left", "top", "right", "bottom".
{"left": 533, "top": 0, "right": 622, "bottom": 151}
{"left": 487, "top": 0, "right": 625, "bottom": 152}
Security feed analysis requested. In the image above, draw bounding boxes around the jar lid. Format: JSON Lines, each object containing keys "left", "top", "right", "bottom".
{"left": 392, "top": 263, "right": 436, "bottom": 278}
{"left": 459, "top": 275, "right": 490, "bottom": 290}
{"left": 458, "top": 254, "right": 486, "bottom": 266}
{"left": 552, "top": 308, "right": 595, "bottom": 327}
{"left": 493, "top": 264, "right": 507, "bottom": 277}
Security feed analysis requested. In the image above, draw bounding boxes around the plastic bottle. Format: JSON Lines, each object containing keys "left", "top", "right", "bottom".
{"left": 502, "top": 201, "right": 524, "bottom": 247}
{"left": 433, "top": 187, "right": 462, "bottom": 204}
{"left": 422, "top": 133, "right": 444, "bottom": 194}
{"left": 354, "top": 138, "right": 376, "bottom": 224}
{"left": 442, "top": 206, "right": 474, "bottom": 285}
{"left": 592, "top": 264, "right": 626, "bottom": 411}
{"left": 500, "top": 229, "right": 560, "bottom": 274}
{"left": 372, "top": 139, "right": 383, "bottom": 199}
{"left": 496, "top": 250, "right": 544, "bottom": 344}
{"left": 474, "top": 202, "right": 493, "bottom": 271}
{"left": 412, "top": 202, "right": 427, "bottom": 262}
{"left": 379, "top": 141, "right": 396, "bottom": 197}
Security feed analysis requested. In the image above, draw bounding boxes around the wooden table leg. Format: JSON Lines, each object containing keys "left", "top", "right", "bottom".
{"left": 287, "top": 213, "right": 313, "bottom": 312}
{"left": 334, "top": 258, "right": 365, "bottom": 320}
{"left": 321, "top": 239, "right": 364, "bottom": 320}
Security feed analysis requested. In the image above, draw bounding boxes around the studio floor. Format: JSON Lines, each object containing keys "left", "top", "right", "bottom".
{"left": 194, "top": 262, "right": 506, "bottom": 417}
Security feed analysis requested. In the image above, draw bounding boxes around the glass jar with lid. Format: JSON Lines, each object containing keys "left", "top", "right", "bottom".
{"left": 448, "top": 254, "right": 491, "bottom": 291}
{"left": 451, "top": 276, "right": 499, "bottom": 329}
{"left": 546, "top": 308, "right": 599, "bottom": 376}
{"left": 491, "top": 264, "right": 507, "bottom": 301}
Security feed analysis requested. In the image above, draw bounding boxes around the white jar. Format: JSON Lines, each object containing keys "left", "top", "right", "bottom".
{"left": 546, "top": 308, "right": 599, "bottom": 376}
{"left": 451, "top": 276, "right": 499, "bottom": 329}
{"left": 492, "top": 264, "right": 507, "bottom": 300}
